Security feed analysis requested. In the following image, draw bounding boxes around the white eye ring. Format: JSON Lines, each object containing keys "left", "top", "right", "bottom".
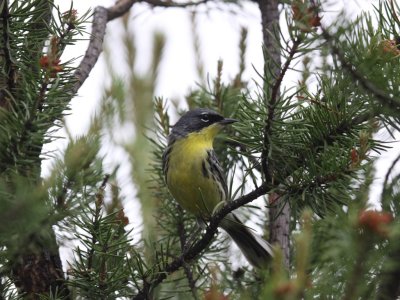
{"left": 201, "top": 115, "right": 209, "bottom": 122}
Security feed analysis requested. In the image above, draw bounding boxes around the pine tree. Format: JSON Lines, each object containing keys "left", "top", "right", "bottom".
{"left": 1, "top": 0, "right": 400, "bottom": 299}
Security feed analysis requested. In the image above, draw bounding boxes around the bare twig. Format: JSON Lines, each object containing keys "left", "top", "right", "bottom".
{"left": 144, "top": 0, "right": 209, "bottom": 8}
{"left": 72, "top": 0, "right": 209, "bottom": 97}
{"left": 107, "top": 0, "right": 136, "bottom": 21}
{"left": 72, "top": 6, "right": 108, "bottom": 95}
{"left": 106, "top": 0, "right": 208, "bottom": 21}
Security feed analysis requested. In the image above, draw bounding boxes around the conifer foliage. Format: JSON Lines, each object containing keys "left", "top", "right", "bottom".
{"left": 0, "top": 0, "right": 400, "bottom": 299}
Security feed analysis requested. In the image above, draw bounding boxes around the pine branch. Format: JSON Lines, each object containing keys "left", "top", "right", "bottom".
{"left": 87, "top": 175, "right": 109, "bottom": 271}
{"left": 320, "top": 26, "right": 400, "bottom": 114}
{"left": 0, "top": 0, "right": 15, "bottom": 109}
{"left": 377, "top": 156, "right": 400, "bottom": 300}
{"left": 376, "top": 246, "right": 400, "bottom": 300}
{"left": 287, "top": 169, "right": 353, "bottom": 195}
{"left": 261, "top": 38, "right": 301, "bottom": 179}
{"left": 1, "top": 2, "right": 73, "bottom": 297}
{"left": 177, "top": 207, "right": 199, "bottom": 300}
{"left": 24, "top": 0, "right": 53, "bottom": 75}
{"left": 132, "top": 183, "right": 270, "bottom": 299}
{"left": 342, "top": 234, "right": 371, "bottom": 300}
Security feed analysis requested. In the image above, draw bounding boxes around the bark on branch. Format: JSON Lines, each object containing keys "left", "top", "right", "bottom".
{"left": 257, "top": 0, "right": 291, "bottom": 269}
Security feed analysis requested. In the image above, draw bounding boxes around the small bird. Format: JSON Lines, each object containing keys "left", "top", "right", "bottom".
{"left": 162, "top": 108, "right": 272, "bottom": 268}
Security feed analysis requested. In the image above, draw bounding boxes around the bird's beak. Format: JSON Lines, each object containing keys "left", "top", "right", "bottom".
{"left": 219, "top": 118, "right": 238, "bottom": 125}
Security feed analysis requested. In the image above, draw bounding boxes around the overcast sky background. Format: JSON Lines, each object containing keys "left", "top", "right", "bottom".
{"left": 46, "top": 0, "right": 399, "bottom": 266}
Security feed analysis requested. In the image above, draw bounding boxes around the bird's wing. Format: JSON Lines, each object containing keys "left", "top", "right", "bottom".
{"left": 207, "top": 149, "right": 228, "bottom": 201}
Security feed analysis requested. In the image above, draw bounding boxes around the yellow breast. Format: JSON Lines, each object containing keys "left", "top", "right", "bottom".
{"left": 166, "top": 128, "right": 224, "bottom": 218}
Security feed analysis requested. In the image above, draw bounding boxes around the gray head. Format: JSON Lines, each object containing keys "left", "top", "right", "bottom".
{"left": 170, "top": 108, "right": 237, "bottom": 139}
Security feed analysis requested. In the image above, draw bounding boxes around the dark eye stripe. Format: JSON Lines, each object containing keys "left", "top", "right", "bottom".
{"left": 200, "top": 112, "right": 224, "bottom": 124}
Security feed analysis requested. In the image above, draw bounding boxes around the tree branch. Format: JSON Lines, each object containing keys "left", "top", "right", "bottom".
{"left": 381, "top": 153, "right": 400, "bottom": 211}
{"left": 132, "top": 183, "right": 270, "bottom": 300}
{"left": 72, "top": 6, "right": 108, "bottom": 95}
{"left": 261, "top": 38, "right": 301, "bottom": 179}
{"left": 106, "top": 0, "right": 136, "bottom": 21}
{"left": 143, "top": 0, "right": 209, "bottom": 8}
{"left": 257, "top": 0, "right": 292, "bottom": 269}
{"left": 72, "top": 0, "right": 208, "bottom": 97}
{"left": 177, "top": 207, "right": 199, "bottom": 300}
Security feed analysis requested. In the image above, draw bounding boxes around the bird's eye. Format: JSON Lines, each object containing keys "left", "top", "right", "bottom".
{"left": 201, "top": 114, "right": 210, "bottom": 122}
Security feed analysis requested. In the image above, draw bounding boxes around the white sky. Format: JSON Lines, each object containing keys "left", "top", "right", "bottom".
{"left": 52, "top": 0, "right": 377, "bottom": 137}
{"left": 47, "top": 0, "right": 399, "bottom": 267}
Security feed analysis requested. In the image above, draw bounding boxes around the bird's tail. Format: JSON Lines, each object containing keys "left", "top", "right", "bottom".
{"left": 220, "top": 213, "right": 273, "bottom": 269}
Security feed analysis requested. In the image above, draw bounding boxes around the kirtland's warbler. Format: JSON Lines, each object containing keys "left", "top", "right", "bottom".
{"left": 162, "top": 108, "right": 272, "bottom": 268}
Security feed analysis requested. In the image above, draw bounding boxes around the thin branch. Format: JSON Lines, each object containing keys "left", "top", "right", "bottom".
{"left": 106, "top": 0, "right": 136, "bottom": 21}
{"left": 383, "top": 153, "right": 400, "bottom": 189}
{"left": 144, "top": 0, "right": 209, "bottom": 8}
{"left": 226, "top": 140, "right": 262, "bottom": 173}
{"left": 380, "top": 152, "right": 400, "bottom": 211}
{"left": 99, "top": 245, "right": 108, "bottom": 298}
{"left": 261, "top": 38, "right": 301, "bottom": 179}
{"left": 176, "top": 207, "right": 199, "bottom": 300}
{"left": 106, "top": 0, "right": 208, "bottom": 21}
{"left": 270, "top": 38, "right": 302, "bottom": 115}
{"left": 37, "top": 80, "right": 48, "bottom": 112}
{"left": 260, "top": 37, "right": 300, "bottom": 269}
{"left": 132, "top": 183, "right": 270, "bottom": 300}
{"left": 72, "top": 6, "right": 108, "bottom": 95}
{"left": 87, "top": 175, "right": 109, "bottom": 271}
{"left": 72, "top": 0, "right": 208, "bottom": 96}
{"left": 56, "top": 179, "right": 72, "bottom": 210}
{"left": 285, "top": 169, "right": 352, "bottom": 196}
